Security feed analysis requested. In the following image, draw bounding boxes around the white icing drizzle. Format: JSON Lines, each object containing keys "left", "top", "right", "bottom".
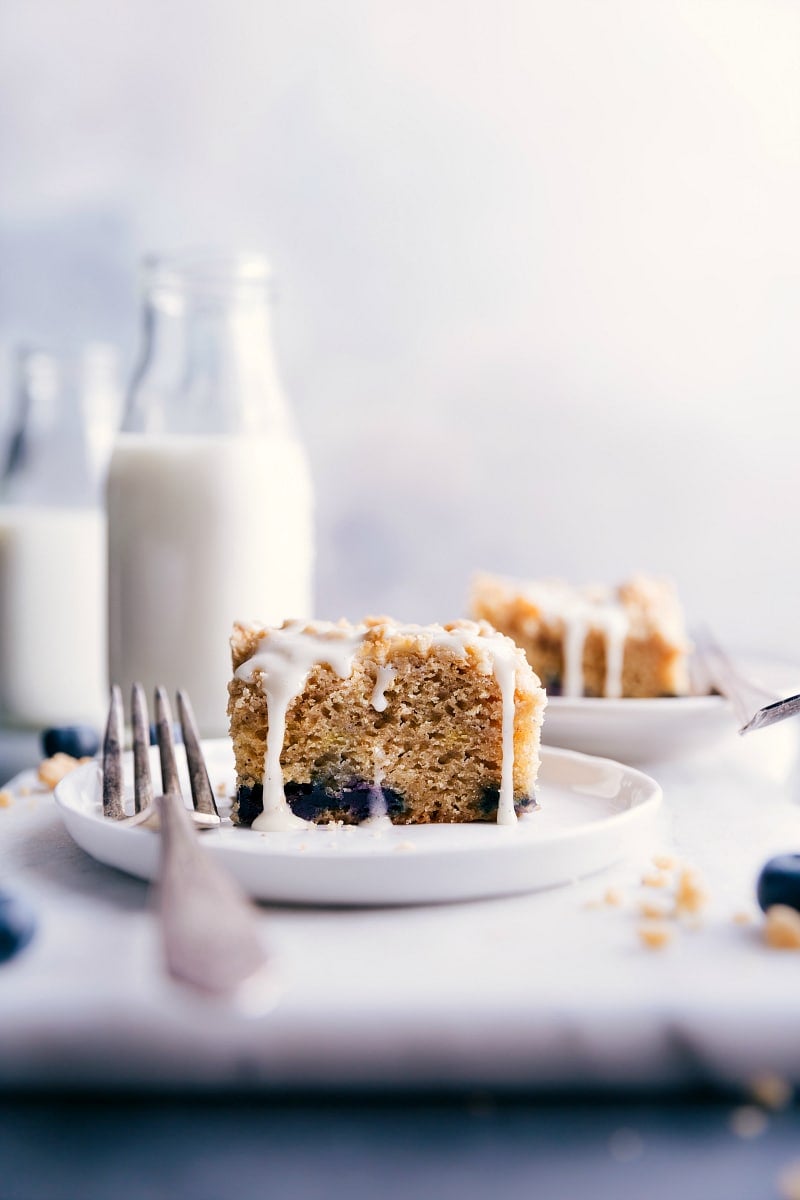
{"left": 490, "top": 645, "right": 518, "bottom": 826}
{"left": 562, "top": 607, "right": 589, "bottom": 699}
{"left": 236, "top": 619, "right": 522, "bottom": 828}
{"left": 362, "top": 746, "right": 391, "bottom": 830}
{"left": 370, "top": 664, "right": 396, "bottom": 713}
{"left": 520, "top": 581, "right": 630, "bottom": 698}
{"left": 594, "top": 607, "right": 629, "bottom": 699}
{"left": 236, "top": 622, "right": 365, "bottom": 831}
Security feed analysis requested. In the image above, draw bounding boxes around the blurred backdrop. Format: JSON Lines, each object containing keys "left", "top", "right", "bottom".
{"left": 0, "top": 0, "right": 798, "bottom": 652}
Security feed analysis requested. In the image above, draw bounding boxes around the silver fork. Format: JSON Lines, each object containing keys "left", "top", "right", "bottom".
{"left": 693, "top": 627, "right": 800, "bottom": 735}
{"left": 102, "top": 684, "right": 271, "bottom": 1002}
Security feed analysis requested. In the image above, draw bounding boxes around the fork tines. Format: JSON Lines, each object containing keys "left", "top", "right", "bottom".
{"left": 102, "top": 685, "right": 220, "bottom": 823}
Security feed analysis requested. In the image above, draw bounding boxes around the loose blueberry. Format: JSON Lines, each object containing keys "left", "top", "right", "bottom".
{"left": 756, "top": 854, "right": 800, "bottom": 913}
{"left": 0, "top": 890, "right": 37, "bottom": 963}
{"left": 149, "top": 722, "right": 183, "bottom": 746}
{"left": 41, "top": 725, "right": 100, "bottom": 759}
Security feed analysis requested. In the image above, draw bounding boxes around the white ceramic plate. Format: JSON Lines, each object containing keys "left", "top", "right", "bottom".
{"left": 54, "top": 739, "right": 661, "bottom": 907}
{"left": 542, "top": 694, "right": 731, "bottom": 764}
{"left": 542, "top": 658, "right": 800, "bottom": 764}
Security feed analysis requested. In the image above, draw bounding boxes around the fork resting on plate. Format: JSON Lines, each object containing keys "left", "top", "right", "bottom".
{"left": 102, "top": 684, "right": 270, "bottom": 1002}
{"left": 693, "top": 627, "right": 800, "bottom": 735}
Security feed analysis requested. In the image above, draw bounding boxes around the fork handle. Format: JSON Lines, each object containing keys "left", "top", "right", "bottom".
{"left": 156, "top": 794, "right": 268, "bottom": 997}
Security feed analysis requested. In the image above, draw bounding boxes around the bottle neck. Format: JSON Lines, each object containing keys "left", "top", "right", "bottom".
{"left": 123, "top": 256, "right": 294, "bottom": 437}
{"left": 1, "top": 350, "right": 98, "bottom": 507}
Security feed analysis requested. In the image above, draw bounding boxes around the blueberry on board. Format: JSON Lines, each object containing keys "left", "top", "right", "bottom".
{"left": 0, "top": 890, "right": 37, "bottom": 963}
{"left": 41, "top": 725, "right": 100, "bottom": 759}
{"left": 756, "top": 855, "right": 800, "bottom": 913}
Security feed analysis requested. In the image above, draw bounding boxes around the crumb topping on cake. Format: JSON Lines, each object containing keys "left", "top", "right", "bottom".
{"left": 470, "top": 572, "right": 691, "bottom": 699}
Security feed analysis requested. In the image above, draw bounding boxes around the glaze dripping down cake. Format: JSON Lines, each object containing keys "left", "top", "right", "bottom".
{"left": 228, "top": 617, "right": 546, "bottom": 830}
{"left": 470, "top": 573, "right": 691, "bottom": 699}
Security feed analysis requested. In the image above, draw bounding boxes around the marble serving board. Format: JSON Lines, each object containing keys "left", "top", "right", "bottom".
{"left": 1, "top": 722, "right": 800, "bottom": 1092}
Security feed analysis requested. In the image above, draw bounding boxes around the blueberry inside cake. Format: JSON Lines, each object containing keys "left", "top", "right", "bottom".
{"left": 228, "top": 617, "right": 546, "bottom": 830}
{"left": 470, "top": 573, "right": 691, "bottom": 699}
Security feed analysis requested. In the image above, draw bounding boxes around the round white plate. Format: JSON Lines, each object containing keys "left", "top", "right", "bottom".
{"left": 54, "top": 739, "right": 661, "bottom": 907}
{"left": 542, "top": 694, "right": 731, "bottom": 764}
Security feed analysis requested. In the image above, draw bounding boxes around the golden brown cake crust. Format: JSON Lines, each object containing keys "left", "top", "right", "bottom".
{"left": 228, "top": 617, "right": 546, "bottom": 825}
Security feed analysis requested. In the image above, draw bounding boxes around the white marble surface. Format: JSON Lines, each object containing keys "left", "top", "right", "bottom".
{"left": 2, "top": 722, "right": 800, "bottom": 1091}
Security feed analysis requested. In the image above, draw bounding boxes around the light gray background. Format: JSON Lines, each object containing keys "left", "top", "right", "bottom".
{"left": 1, "top": 0, "right": 798, "bottom": 651}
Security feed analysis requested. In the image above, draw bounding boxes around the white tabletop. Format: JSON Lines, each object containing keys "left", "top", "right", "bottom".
{"left": 2, "top": 721, "right": 800, "bottom": 1091}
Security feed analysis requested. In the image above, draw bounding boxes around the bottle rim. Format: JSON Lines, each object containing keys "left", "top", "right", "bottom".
{"left": 142, "top": 250, "right": 273, "bottom": 298}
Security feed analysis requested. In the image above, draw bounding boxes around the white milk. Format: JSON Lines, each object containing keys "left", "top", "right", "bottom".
{"left": 0, "top": 505, "right": 107, "bottom": 727}
{"left": 107, "top": 432, "right": 314, "bottom": 736}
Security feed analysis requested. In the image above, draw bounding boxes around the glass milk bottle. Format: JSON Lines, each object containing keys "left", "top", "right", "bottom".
{"left": 0, "top": 348, "right": 109, "bottom": 727}
{"left": 107, "top": 253, "right": 314, "bottom": 737}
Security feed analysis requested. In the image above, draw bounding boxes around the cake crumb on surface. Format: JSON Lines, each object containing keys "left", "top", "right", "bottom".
{"left": 675, "top": 868, "right": 708, "bottom": 916}
{"left": 750, "top": 1074, "right": 793, "bottom": 1111}
{"left": 637, "top": 923, "right": 673, "bottom": 949}
{"left": 733, "top": 911, "right": 754, "bottom": 925}
{"left": 639, "top": 900, "right": 670, "bottom": 920}
{"left": 394, "top": 841, "right": 416, "bottom": 852}
{"left": 0, "top": 790, "right": 13, "bottom": 808}
{"left": 729, "top": 1106, "right": 768, "bottom": 1140}
{"left": 642, "top": 870, "right": 670, "bottom": 889}
{"left": 37, "top": 754, "right": 84, "bottom": 790}
{"left": 604, "top": 887, "right": 624, "bottom": 907}
{"left": 764, "top": 905, "right": 800, "bottom": 950}
{"left": 652, "top": 854, "right": 677, "bottom": 871}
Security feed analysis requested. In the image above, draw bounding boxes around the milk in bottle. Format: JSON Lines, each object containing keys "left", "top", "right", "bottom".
{"left": 107, "top": 253, "right": 314, "bottom": 736}
{"left": 0, "top": 348, "right": 110, "bottom": 727}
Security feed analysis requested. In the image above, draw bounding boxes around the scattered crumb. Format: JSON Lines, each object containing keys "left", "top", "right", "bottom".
{"left": 394, "top": 841, "right": 416, "bottom": 852}
{"left": 637, "top": 923, "right": 674, "bottom": 950}
{"left": 608, "top": 1127, "right": 644, "bottom": 1163}
{"left": 296, "top": 843, "right": 308, "bottom": 852}
{"left": 18, "top": 785, "right": 31, "bottom": 796}
{"left": 778, "top": 1161, "right": 800, "bottom": 1200}
{"left": 750, "top": 1073, "right": 793, "bottom": 1111}
{"left": 0, "top": 790, "right": 13, "bottom": 808}
{"left": 215, "top": 781, "right": 227, "bottom": 796}
{"left": 639, "top": 900, "right": 670, "bottom": 920}
{"left": 604, "top": 887, "right": 624, "bottom": 907}
{"left": 652, "top": 854, "right": 677, "bottom": 871}
{"left": 729, "top": 1105, "right": 768, "bottom": 1140}
{"left": 733, "top": 911, "right": 753, "bottom": 926}
{"left": 37, "top": 753, "right": 82, "bottom": 790}
{"left": 675, "top": 868, "right": 708, "bottom": 916}
{"left": 642, "top": 870, "right": 670, "bottom": 889}
{"left": 583, "top": 897, "right": 604, "bottom": 910}
{"left": 764, "top": 905, "right": 800, "bottom": 950}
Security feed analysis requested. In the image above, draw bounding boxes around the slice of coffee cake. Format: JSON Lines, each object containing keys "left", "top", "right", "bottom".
{"left": 470, "top": 573, "right": 691, "bottom": 699}
{"left": 228, "top": 617, "right": 546, "bottom": 830}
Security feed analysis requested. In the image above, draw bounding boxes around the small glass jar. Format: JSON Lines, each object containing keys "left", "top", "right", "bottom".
{"left": 0, "top": 348, "right": 113, "bottom": 727}
{"left": 107, "top": 252, "right": 315, "bottom": 736}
